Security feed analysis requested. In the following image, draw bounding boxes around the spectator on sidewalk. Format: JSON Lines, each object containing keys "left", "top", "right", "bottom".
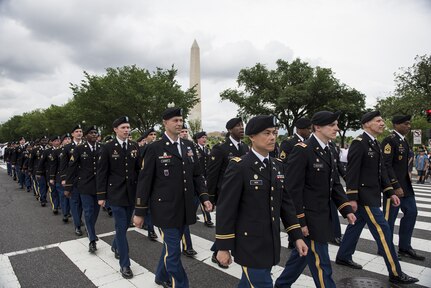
{"left": 415, "top": 148, "right": 429, "bottom": 184}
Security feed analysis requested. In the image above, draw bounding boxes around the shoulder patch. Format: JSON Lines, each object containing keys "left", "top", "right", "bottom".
{"left": 231, "top": 157, "right": 242, "bottom": 162}
{"left": 295, "top": 142, "right": 307, "bottom": 148}
{"left": 384, "top": 143, "right": 392, "bottom": 154}
{"left": 280, "top": 150, "right": 287, "bottom": 159}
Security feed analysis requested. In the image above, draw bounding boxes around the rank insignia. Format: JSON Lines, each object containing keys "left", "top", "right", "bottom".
{"left": 254, "top": 174, "right": 258, "bottom": 179}
{"left": 384, "top": 143, "right": 391, "bottom": 154}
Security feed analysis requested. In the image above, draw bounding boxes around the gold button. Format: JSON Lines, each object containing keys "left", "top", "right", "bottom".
{"left": 126, "top": 170, "right": 128, "bottom": 172}
{"left": 255, "top": 186, "right": 258, "bottom": 190}
{"left": 244, "top": 232, "right": 248, "bottom": 236}
{"left": 272, "top": 217, "right": 275, "bottom": 221}
{"left": 182, "top": 162, "right": 185, "bottom": 165}
{"left": 271, "top": 187, "right": 274, "bottom": 191}
{"left": 271, "top": 207, "right": 274, "bottom": 211}
{"left": 271, "top": 196, "right": 273, "bottom": 201}
{"left": 184, "top": 188, "right": 187, "bottom": 191}
{"left": 126, "top": 176, "right": 128, "bottom": 179}
{"left": 184, "top": 180, "right": 186, "bottom": 183}
{"left": 125, "top": 163, "right": 128, "bottom": 166}
{"left": 158, "top": 198, "right": 161, "bottom": 201}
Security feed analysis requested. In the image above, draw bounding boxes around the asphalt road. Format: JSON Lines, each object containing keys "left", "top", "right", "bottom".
{"left": 0, "top": 163, "right": 430, "bottom": 288}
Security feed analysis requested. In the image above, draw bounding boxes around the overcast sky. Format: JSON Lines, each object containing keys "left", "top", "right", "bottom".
{"left": 1, "top": 0, "right": 430, "bottom": 132}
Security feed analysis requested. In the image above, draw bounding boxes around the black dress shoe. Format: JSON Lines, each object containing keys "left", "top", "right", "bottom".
{"left": 107, "top": 208, "right": 112, "bottom": 217}
{"left": 211, "top": 252, "right": 228, "bottom": 269}
{"left": 75, "top": 228, "right": 83, "bottom": 236}
{"left": 148, "top": 231, "right": 158, "bottom": 241}
{"left": 53, "top": 209, "right": 59, "bottom": 215}
{"left": 62, "top": 216, "right": 69, "bottom": 223}
{"left": 399, "top": 248, "right": 425, "bottom": 261}
{"left": 41, "top": 202, "right": 46, "bottom": 207}
{"left": 182, "top": 249, "right": 197, "bottom": 257}
{"left": 335, "top": 258, "right": 363, "bottom": 269}
{"left": 111, "top": 247, "right": 120, "bottom": 259}
{"left": 204, "top": 220, "right": 214, "bottom": 227}
{"left": 389, "top": 272, "right": 419, "bottom": 284}
{"left": 120, "top": 266, "right": 133, "bottom": 279}
{"left": 142, "top": 224, "right": 148, "bottom": 231}
{"left": 95, "top": 236, "right": 99, "bottom": 241}
{"left": 155, "top": 279, "right": 172, "bottom": 288}
{"left": 89, "top": 241, "right": 97, "bottom": 253}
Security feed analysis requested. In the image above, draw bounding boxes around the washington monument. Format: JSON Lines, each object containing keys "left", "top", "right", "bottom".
{"left": 189, "top": 39, "right": 202, "bottom": 122}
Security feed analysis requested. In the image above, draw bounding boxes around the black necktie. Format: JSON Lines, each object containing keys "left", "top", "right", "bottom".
{"left": 263, "top": 158, "right": 269, "bottom": 168}
{"left": 122, "top": 142, "right": 127, "bottom": 152}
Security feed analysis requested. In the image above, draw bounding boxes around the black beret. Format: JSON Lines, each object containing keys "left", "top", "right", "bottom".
{"left": 61, "top": 133, "right": 71, "bottom": 141}
{"left": 50, "top": 135, "right": 61, "bottom": 141}
{"left": 162, "top": 107, "right": 182, "bottom": 120}
{"left": 142, "top": 128, "right": 155, "bottom": 139}
{"left": 71, "top": 124, "right": 82, "bottom": 133}
{"left": 392, "top": 115, "right": 412, "bottom": 125}
{"left": 40, "top": 135, "right": 48, "bottom": 140}
{"left": 84, "top": 125, "right": 98, "bottom": 135}
{"left": 361, "top": 111, "right": 381, "bottom": 124}
{"left": 245, "top": 115, "right": 277, "bottom": 136}
{"left": 136, "top": 135, "right": 145, "bottom": 143}
{"left": 311, "top": 111, "right": 341, "bottom": 126}
{"left": 295, "top": 118, "right": 312, "bottom": 129}
{"left": 104, "top": 135, "right": 114, "bottom": 142}
{"left": 182, "top": 123, "right": 188, "bottom": 130}
{"left": 226, "top": 117, "right": 242, "bottom": 130}
{"left": 194, "top": 131, "right": 207, "bottom": 140}
{"left": 18, "top": 136, "right": 25, "bottom": 141}
{"left": 112, "top": 116, "right": 129, "bottom": 128}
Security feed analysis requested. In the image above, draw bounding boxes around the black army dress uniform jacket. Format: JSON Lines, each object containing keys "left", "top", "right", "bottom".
{"left": 135, "top": 134, "right": 209, "bottom": 228}
{"left": 287, "top": 135, "right": 353, "bottom": 243}
{"left": 49, "top": 146, "right": 66, "bottom": 184}
{"left": 59, "top": 142, "right": 82, "bottom": 184}
{"left": 279, "top": 134, "right": 302, "bottom": 163}
{"left": 65, "top": 142, "right": 102, "bottom": 195}
{"left": 215, "top": 152, "right": 303, "bottom": 269}
{"left": 195, "top": 144, "right": 210, "bottom": 178}
{"left": 96, "top": 139, "right": 141, "bottom": 206}
{"left": 207, "top": 137, "right": 249, "bottom": 203}
{"left": 36, "top": 146, "right": 53, "bottom": 177}
{"left": 381, "top": 132, "right": 414, "bottom": 197}
{"left": 346, "top": 133, "right": 394, "bottom": 206}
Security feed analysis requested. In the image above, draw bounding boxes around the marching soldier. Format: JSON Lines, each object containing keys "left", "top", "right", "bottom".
{"left": 4, "top": 143, "right": 13, "bottom": 177}
{"left": 381, "top": 115, "right": 425, "bottom": 260}
{"left": 215, "top": 115, "right": 308, "bottom": 287}
{"left": 46, "top": 136, "right": 62, "bottom": 214}
{"left": 275, "top": 111, "right": 356, "bottom": 288}
{"left": 11, "top": 137, "right": 26, "bottom": 188}
{"left": 61, "top": 125, "right": 84, "bottom": 236}
{"left": 33, "top": 136, "right": 50, "bottom": 206}
{"left": 50, "top": 133, "right": 72, "bottom": 223}
{"left": 335, "top": 111, "right": 418, "bottom": 285}
{"left": 66, "top": 126, "right": 102, "bottom": 253}
{"left": 137, "top": 127, "right": 158, "bottom": 241}
{"left": 134, "top": 107, "right": 212, "bottom": 288}
{"left": 207, "top": 117, "right": 249, "bottom": 268}
{"left": 279, "top": 117, "right": 311, "bottom": 163}
{"left": 193, "top": 131, "right": 213, "bottom": 227}
{"left": 29, "top": 138, "right": 43, "bottom": 200}
{"left": 20, "top": 142, "right": 33, "bottom": 193}
{"left": 97, "top": 116, "right": 141, "bottom": 279}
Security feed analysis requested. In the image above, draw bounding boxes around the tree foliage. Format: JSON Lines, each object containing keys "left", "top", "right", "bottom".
{"left": 220, "top": 58, "right": 366, "bottom": 144}
{"left": 0, "top": 65, "right": 196, "bottom": 142}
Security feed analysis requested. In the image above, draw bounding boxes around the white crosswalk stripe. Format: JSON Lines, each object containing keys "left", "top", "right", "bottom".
{"left": 1, "top": 178, "right": 431, "bottom": 287}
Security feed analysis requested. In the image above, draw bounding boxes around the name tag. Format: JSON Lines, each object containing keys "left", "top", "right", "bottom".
{"left": 250, "top": 180, "right": 263, "bottom": 185}
{"left": 160, "top": 159, "right": 171, "bottom": 164}
{"left": 276, "top": 174, "right": 285, "bottom": 180}
{"left": 313, "top": 163, "right": 324, "bottom": 169}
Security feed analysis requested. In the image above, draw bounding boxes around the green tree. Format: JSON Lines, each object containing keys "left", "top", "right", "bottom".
{"left": 220, "top": 58, "right": 366, "bottom": 139}
{"left": 376, "top": 54, "right": 431, "bottom": 117}
{"left": 70, "top": 65, "right": 198, "bottom": 135}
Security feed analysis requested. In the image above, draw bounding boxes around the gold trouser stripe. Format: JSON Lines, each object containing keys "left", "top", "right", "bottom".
{"left": 48, "top": 184, "right": 54, "bottom": 209}
{"left": 201, "top": 204, "right": 208, "bottom": 222}
{"left": 242, "top": 266, "right": 255, "bottom": 288}
{"left": 159, "top": 228, "right": 175, "bottom": 288}
{"left": 182, "top": 234, "right": 187, "bottom": 250}
{"left": 384, "top": 199, "right": 391, "bottom": 221}
{"left": 364, "top": 206, "right": 398, "bottom": 277}
{"left": 311, "top": 240, "right": 325, "bottom": 288}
